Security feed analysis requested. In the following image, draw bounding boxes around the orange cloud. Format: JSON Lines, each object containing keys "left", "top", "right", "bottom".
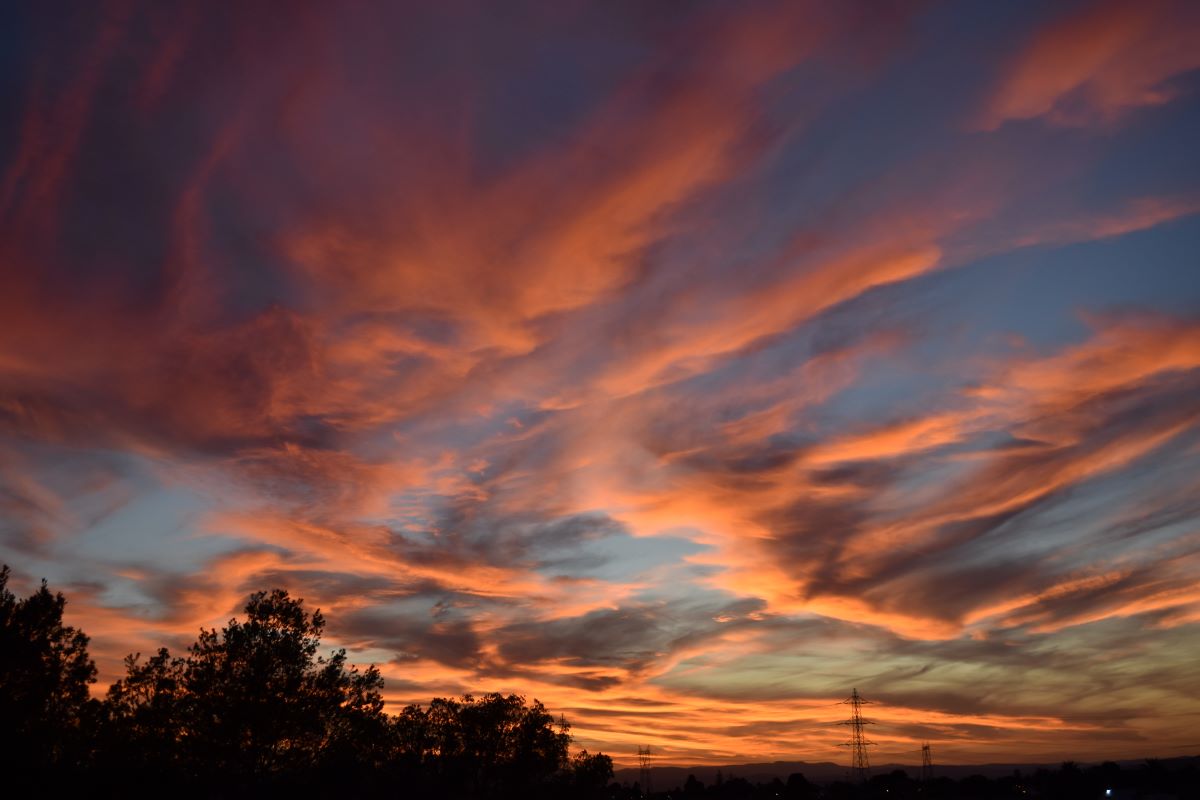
{"left": 979, "top": 0, "right": 1200, "bottom": 128}
{"left": 3, "top": 0, "right": 1199, "bottom": 769}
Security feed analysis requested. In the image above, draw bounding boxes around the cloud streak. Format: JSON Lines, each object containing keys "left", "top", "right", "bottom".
{"left": 1, "top": 0, "right": 1198, "bottom": 767}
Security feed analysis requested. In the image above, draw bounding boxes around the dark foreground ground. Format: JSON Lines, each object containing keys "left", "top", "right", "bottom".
{"left": 14, "top": 758, "right": 1200, "bottom": 800}
{"left": 615, "top": 757, "right": 1200, "bottom": 800}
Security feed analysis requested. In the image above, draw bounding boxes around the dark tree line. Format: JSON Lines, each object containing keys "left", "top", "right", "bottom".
{"left": 0, "top": 565, "right": 611, "bottom": 798}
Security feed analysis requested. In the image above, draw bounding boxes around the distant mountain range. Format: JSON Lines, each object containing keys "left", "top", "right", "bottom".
{"left": 612, "top": 756, "right": 1200, "bottom": 787}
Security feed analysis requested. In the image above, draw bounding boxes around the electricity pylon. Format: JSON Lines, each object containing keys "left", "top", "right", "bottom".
{"left": 840, "top": 688, "right": 874, "bottom": 783}
{"left": 921, "top": 742, "right": 933, "bottom": 783}
{"left": 638, "top": 745, "right": 653, "bottom": 797}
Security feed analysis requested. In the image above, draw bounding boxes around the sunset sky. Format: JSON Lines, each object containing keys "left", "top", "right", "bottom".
{"left": 2, "top": 0, "right": 1199, "bottom": 768}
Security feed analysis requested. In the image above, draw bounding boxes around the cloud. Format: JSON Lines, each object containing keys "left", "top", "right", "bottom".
{"left": 1, "top": 0, "right": 1199, "bottom": 768}
{"left": 800, "top": 318, "right": 1200, "bottom": 628}
{"left": 979, "top": 0, "right": 1200, "bottom": 128}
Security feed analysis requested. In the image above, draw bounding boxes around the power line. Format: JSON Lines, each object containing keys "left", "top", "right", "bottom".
{"left": 839, "top": 688, "right": 875, "bottom": 784}
{"left": 638, "top": 745, "right": 653, "bottom": 797}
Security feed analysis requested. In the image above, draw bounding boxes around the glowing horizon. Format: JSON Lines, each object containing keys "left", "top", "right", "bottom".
{"left": 2, "top": 0, "right": 1199, "bottom": 769}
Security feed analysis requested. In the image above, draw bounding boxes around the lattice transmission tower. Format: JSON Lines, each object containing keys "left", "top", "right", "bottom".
{"left": 921, "top": 742, "right": 933, "bottom": 783}
{"left": 638, "top": 745, "right": 653, "bottom": 797}
{"left": 839, "top": 688, "right": 875, "bottom": 783}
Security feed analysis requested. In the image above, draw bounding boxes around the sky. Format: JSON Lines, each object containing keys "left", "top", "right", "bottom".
{"left": 1, "top": 0, "right": 1199, "bottom": 769}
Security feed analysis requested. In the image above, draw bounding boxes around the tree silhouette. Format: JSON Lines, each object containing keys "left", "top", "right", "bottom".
{"left": 570, "top": 748, "right": 615, "bottom": 796}
{"left": 0, "top": 565, "right": 649, "bottom": 797}
{"left": 398, "top": 692, "right": 573, "bottom": 798}
{"left": 0, "top": 565, "right": 97, "bottom": 779}
{"left": 785, "top": 771, "right": 817, "bottom": 799}
{"left": 103, "top": 588, "right": 387, "bottom": 788}
{"left": 101, "top": 646, "right": 188, "bottom": 779}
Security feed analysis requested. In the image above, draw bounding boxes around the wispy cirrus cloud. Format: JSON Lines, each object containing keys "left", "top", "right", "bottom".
{"left": 1, "top": 0, "right": 1198, "bottom": 767}
{"left": 978, "top": 0, "right": 1200, "bottom": 128}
